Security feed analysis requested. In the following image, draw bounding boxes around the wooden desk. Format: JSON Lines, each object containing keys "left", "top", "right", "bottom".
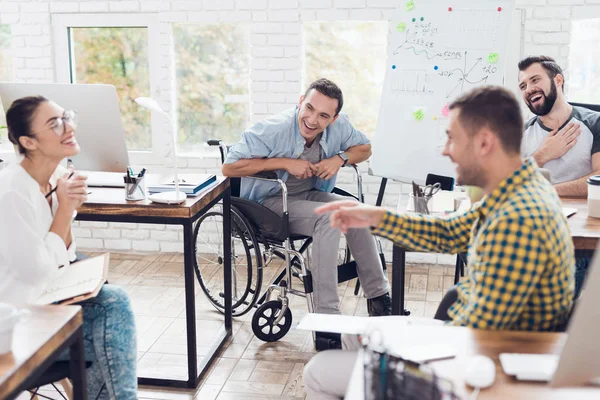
{"left": 0, "top": 306, "right": 86, "bottom": 400}
{"left": 77, "top": 177, "right": 232, "bottom": 389}
{"left": 348, "top": 325, "right": 600, "bottom": 399}
{"left": 561, "top": 197, "right": 600, "bottom": 250}
{"left": 390, "top": 197, "right": 600, "bottom": 315}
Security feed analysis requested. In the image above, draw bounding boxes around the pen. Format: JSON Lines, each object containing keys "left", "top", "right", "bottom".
{"left": 46, "top": 171, "right": 75, "bottom": 198}
{"left": 138, "top": 168, "right": 146, "bottom": 178}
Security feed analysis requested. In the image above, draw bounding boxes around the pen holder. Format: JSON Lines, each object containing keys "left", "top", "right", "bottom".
{"left": 124, "top": 175, "right": 146, "bottom": 201}
{"left": 408, "top": 193, "right": 432, "bottom": 214}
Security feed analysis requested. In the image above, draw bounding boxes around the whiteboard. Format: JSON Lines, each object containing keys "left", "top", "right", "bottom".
{"left": 370, "top": 0, "right": 517, "bottom": 183}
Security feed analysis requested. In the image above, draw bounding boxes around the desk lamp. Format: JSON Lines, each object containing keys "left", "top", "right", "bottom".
{"left": 134, "top": 97, "right": 186, "bottom": 204}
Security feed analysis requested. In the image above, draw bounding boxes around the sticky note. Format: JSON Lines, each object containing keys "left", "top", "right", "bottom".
{"left": 406, "top": 0, "right": 415, "bottom": 11}
{"left": 413, "top": 109, "right": 424, "bottom": 121}
{"left": 396, "top": 22, "right": 407, "bottom": 32}
{"left": 487, "top": 53, "right": 499, "bottom": 63}
{"left": 441, "top": 104, "right": 450, "bottom": 118}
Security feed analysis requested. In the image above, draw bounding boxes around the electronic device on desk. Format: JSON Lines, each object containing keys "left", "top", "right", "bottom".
{"left": 84, "top": 171, "right": 126, "bottom": 188}
{"left": 148, "top": 174, "right": 217, "bottom": 197}
{"left": 0, "top": 82, "right": 130, "bottom": 173}
{"left": 499, "top": 240, "right": 600, "bottom": 387}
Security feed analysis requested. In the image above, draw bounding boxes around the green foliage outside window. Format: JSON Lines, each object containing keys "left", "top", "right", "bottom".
{"left": 174, "top": 24, "right": 250, "bottom": 152}
{"left": 304, "top": 22, "right": 388, "bottom": 138}
{"left": 71, "top": 27, "right": 152, "bottom": 151}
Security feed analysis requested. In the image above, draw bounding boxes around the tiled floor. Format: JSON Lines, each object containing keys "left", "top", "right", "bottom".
{"left": 22, "top": 252, "right": 458, "bottom": 400}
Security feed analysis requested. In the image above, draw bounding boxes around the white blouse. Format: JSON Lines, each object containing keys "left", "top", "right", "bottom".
{"left": 0, "top": 164, "right": 76, "bottom": 304}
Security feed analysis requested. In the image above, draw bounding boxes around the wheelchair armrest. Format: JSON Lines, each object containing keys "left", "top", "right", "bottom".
{"left": 247, "top": 172, "right": 290, "bottom": 213}
{"left": 332, "top": 187, "right": 359, "bottom": 201}
{"left": 341, "top": 163, "right": 364, "bottom": 203}
{"left": 251, "top": 171, "right": 278, "bottom": 180}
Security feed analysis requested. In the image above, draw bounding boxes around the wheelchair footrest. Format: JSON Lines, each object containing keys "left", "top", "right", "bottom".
{"left": 303, "top": 261, "right": 359, "bottom": 294}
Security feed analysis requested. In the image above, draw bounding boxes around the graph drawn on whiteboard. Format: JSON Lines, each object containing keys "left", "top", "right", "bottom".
{"left": 370, "top": 0, "right": 515, "bottom": 184}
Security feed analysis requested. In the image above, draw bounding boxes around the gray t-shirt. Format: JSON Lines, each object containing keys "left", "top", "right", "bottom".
{"left": 285, "top": 135, "right": 323, "bottom": 196}
{"left": 521, "top": 106, "right": 600, "bottom": 184}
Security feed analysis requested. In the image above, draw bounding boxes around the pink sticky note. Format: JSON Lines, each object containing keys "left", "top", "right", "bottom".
{"left": 441, "top": 104, "right": 450, "bottom": 117}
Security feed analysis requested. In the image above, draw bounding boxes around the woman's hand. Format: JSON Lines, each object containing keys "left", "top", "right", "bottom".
{"left": 56, "top": 173, "right": 88, "bottom": 212}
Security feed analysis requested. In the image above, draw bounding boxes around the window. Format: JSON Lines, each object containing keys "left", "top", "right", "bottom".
{"left": 0, "top": 25, "right": 12, "bottom": 81}
{"left": 568, "top": 19, "right": 600, "bottom": 104}
{"left": 304, "top": 22, "right": 388, "bottom": 138}
{"left": 173, "top": 24, "right": 250, "bottom": 153}
{"left": 69, "top": 27, "right": 152, "bottom": 151}
{"left": 0, "top": 25, "right": 13, "bottom": 151}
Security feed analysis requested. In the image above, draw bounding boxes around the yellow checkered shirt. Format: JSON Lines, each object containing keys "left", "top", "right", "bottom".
{"left": 372, "top": 159, "right": 574, "bottom": 331}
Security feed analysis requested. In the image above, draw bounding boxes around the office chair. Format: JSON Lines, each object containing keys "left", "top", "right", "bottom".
{"left": 27, "top": 361, "right": 92, "bottom": 400}
{"left": 425, "top": 173, "right": 465, "bottom": 284}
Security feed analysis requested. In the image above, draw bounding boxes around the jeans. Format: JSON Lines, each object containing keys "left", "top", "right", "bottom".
{"left": 59, "top": 285, "right": 137, "bottom": 400}
{"left": 575, "top": 250, "right": 594, "bottom": 299}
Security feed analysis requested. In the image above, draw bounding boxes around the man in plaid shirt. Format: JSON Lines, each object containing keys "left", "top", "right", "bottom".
{"left": 303, "top": 86, "right": 575, "bottom": 400}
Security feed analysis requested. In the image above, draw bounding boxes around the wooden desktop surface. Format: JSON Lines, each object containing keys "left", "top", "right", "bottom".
{"left": 0, "top": 306, "right": 82, "bottom": 399}
{"left": 561, "top": 197, "right": 600, "bottom": 250}
{"left": 372, "top": 325, "right": 599, "bottom": 399}
{"left": 78, "top": 176, "right": 229, "bottom": 219}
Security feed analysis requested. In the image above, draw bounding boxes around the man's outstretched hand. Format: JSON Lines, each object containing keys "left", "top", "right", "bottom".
{"left": 315, "top": 200, "right": 386, "bottom": 233}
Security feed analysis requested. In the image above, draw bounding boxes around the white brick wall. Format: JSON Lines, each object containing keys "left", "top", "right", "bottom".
{"left": 1, "top": 0, "right": 594, "bottom": 264}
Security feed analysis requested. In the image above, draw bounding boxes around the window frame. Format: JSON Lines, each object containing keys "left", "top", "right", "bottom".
{"left": 51, "top": 13, "right": 165, "bottom": 166}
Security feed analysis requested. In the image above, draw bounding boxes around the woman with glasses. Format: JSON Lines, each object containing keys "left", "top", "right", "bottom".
{"left": 0, "top": 96, "right": 137, "bottom": 399}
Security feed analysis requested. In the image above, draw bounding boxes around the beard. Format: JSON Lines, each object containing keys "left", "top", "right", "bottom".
{"left": 455, "top": 157, "right": 485, "bottom": 188}
{"left": 526, "top": 80, "right": 558, "bottom": 116}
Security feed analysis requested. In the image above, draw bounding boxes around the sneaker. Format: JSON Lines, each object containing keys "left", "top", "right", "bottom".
{"left": 314, "top": 331, "right": 342, "bottom": 351}
{"left": 367, "top": 292, "right": 392, "bottom": 316}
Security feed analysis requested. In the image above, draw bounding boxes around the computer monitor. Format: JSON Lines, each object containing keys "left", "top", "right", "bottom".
{"left": 550, "top": 241, "right": 600, "bottom": 387}
{"left": 0, "top": 82, "right": 129, "bottom": 172}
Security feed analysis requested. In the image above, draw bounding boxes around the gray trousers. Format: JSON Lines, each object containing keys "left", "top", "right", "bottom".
{"left": 303, "top": 292, "right": 459, "bottom": 399}
{"left": 262, "top": 190, "right": 389, "bottom": 314}
{"left": 303, "top": 334, "right": 362, "bottom": 400}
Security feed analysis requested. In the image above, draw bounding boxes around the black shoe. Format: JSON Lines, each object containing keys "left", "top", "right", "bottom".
{"left": 367, "top": 292, "right": 392, "bottom": 316}
{"left": 314, "top": 331, "right": 342, "bottom": 351}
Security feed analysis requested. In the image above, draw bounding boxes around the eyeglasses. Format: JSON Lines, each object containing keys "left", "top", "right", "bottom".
{"left": 31, "top": 110, "right": 78, "bottom": 136}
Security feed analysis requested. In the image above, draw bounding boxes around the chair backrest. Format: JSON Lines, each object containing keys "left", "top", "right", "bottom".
{"left": 569, "top": 102, "right": 600, "bottom": 113}
{"left": 426, "top": 173, "right": 454, "bottom": 191}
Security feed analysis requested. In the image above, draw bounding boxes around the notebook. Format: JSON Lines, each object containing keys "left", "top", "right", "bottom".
{"left": 148, "top": 174, "right": 217, "bottom": 196}
{"left": 35, "top": 253, "right": 109, "bottom": 305}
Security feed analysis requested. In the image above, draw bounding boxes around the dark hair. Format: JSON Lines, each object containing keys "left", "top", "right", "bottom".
{"left": 518, "top": 55, "right": 565, "bottom": 91}
{"left": 304, "top": 78, "right": 344, "bottom": 116}
{"left": 449, "top": 86, "right": 523, "bottom": 154}
{"left": 6, "top": 95, "right": 48, "bottom": 155}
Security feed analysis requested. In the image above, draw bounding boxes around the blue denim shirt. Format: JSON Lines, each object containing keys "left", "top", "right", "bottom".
{"left": 224, "top": 107, "right": 370, "bottom": 203}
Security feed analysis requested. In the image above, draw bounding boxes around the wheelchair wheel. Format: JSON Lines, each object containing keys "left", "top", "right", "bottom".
{"left": 193, "top": 205, "right": 263, "bottom": 317}
{"left": 251, "top": 300, "right": 292, "bottom": 342}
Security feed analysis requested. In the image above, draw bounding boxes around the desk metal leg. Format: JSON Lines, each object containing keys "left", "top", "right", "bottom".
{"left": 69, "top": 326, "right": 87, "bottom": 400}
{"left": 391, "top": 246, "right": 408, "bottom": 316}
{"left": 222, "top": 187, "right": 233, "bottom": 331}
{"left": 183, "top": 220, "right": 199, "bottom": 388}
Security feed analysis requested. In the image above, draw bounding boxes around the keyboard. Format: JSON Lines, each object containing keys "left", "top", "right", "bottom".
{"left": 499, "top": 353, "right": 559, "bottom": 381}
{"left": 82, "top": 171, "right": 125, "bottom": 188}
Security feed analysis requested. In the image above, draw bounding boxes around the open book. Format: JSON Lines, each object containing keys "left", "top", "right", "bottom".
{"left": 35, "top": 253, "right": 109, "bottom": 305}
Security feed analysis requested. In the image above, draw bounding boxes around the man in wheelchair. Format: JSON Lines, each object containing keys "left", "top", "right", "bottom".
{"left": 222, "top": 78, "right": 391, "bottom": 350}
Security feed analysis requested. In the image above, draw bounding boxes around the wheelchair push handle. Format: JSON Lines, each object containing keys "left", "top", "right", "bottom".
{"left": 206, "top": 139, "right": 222, "bottom": 146}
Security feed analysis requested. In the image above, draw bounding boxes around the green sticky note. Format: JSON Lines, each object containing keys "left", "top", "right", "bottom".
{"left": 487, "top": 53, "right": 499, "bottom": 63}
{"left": 406, "top": 0, "right": 415, "bottom": 11}
{"left": 413, "top": 109, "right": 424, "bottom": 121}
{"left": 396, "top": 22, "right": 407, "bottom": 32}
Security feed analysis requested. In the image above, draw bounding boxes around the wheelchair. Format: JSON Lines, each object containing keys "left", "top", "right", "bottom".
{"left": 192, "top": 139, "right": 386, "bottom": 342}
